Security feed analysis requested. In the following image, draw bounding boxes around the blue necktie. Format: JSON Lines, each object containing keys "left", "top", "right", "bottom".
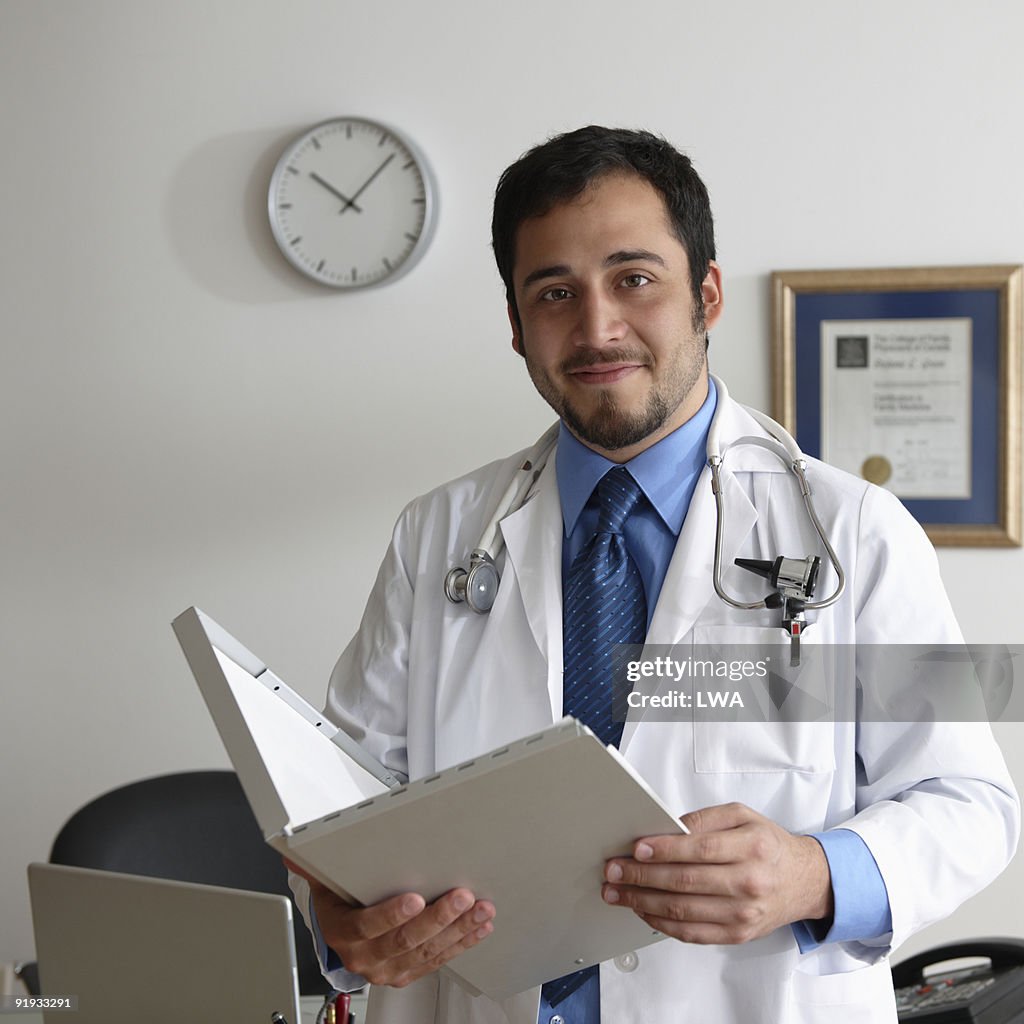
{"left": 542, "top": 467, "right": 648, "bottom": 1008}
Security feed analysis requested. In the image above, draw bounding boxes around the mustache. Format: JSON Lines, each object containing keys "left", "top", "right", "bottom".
{"left": 560, "top": 348, "right": 653, "bottom": 373}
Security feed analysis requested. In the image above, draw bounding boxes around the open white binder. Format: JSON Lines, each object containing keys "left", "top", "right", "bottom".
{"left": 173, "top": 606, "right": 686, "bottom": 1000}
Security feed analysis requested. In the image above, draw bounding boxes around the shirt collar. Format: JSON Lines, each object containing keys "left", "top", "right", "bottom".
{"left": 556, "top": 376, "right": 718, "bottom": 537}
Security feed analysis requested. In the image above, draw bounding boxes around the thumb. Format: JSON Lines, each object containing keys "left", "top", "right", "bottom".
{"left": 679, "top": 801, "right": 754, "bottom": 835}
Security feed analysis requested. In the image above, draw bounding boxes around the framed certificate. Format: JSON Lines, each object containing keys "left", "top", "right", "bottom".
{"left": 772, "top": 265, "right": 1022, "bottom": 546}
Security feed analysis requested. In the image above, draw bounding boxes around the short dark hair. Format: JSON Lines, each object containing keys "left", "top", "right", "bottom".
{"left": 491, "top": 126, "right": 716, "bottom": 326}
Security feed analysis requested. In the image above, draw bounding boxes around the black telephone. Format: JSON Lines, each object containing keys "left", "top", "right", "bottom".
{"left": 892, "top": 938, "right": 1024, "bottom": 1023}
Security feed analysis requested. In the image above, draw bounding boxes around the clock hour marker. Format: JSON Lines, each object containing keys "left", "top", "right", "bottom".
{"left": 287, "top": 166, "right": 299, "bottom": 175}
{"left": 290, "top": 236, "right": 302, "bottom": 246}
{"left": 311, "top": 137, "right": 321, "bottom": 150}
{"left": 403, "top": 159, "right": 415, "bottom": 170}
{"left": 404, "top": 232, "right": 418, "bottom": 243}
{"left": 412, "top": 197, "right": 425, "bottom": 204}
{"left": 352, "top": 267, "right": 358, "bottom": 281}
{"left": 279, "top": 203, "right": 293, "bottom": 209}
{"left": 346, "top": 124, "right": 352, "bottom": 139}
{"left": 378, "top": 131, "right": 388, "bottom": 147}
{"left": 383, "top": 257, "right": 393, "bottom": 270}
{"left": 317, "top": 260, "right": 325, "bottom": 273}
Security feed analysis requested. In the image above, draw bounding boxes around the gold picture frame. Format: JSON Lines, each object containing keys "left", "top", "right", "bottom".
{"left": 772, "top": 265, "right": 1022, "bottom": 547}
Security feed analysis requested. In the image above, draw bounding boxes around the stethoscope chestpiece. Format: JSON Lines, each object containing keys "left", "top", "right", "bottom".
{"left": 444, "top": 550, "right": 500, "bottom": 613}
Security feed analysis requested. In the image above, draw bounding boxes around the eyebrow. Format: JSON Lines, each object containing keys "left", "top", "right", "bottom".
{"left": 520, "top": 249, "right": 668, "bottom": 289}
{"left": 606, "top": 249, "right": 667, "bottom": 269}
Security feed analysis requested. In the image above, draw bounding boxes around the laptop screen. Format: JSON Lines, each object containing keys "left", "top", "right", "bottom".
{"left": 28, "top": 862, "right": 302, "bottom": 1024}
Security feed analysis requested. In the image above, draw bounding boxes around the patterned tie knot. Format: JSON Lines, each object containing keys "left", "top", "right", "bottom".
{"left": 595, "top": 467, "right": 643, "bottom": 536}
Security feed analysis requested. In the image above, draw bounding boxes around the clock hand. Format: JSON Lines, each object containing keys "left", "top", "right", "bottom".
{"left": 309, "top": 172, "right": 363, "bottom": 214}
{"left": 338, "top": 153, "right": 396, "bottom": 215}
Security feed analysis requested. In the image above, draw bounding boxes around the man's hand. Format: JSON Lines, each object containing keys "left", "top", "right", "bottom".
{"left": 286, "top": 859, "right": 495, "bottom": 988}
{"left": 601, "top": 802, "right": 833, "bottom": 945}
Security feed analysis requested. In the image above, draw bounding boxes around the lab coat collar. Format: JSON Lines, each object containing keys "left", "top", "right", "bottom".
{"left": 498, "top": 452, "right": 563, "bottom": 720}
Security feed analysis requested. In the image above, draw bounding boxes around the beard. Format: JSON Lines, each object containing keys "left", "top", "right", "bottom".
{"left": 558, "top": 376, "right": 674, "bottom": 451}
{"left": 523, "top": 328, "right": 707, "bottom": 453}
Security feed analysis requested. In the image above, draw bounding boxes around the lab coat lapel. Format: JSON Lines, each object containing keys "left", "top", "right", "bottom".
{"left": 645, "top": 461, "right": 756, "bottom": 645}
{"left": 499, "top": 453, "right": 564, "bottom": 721}
{"left": 620, "top": 403, "right": 760, "bottom": 751}
{"left": 645, "top": 397, "right": 761, "bottom": 647}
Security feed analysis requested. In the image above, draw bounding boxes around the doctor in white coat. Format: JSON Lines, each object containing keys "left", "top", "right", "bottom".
{"left": 289, "top": 127, "right": 1019, "bottom": 1024}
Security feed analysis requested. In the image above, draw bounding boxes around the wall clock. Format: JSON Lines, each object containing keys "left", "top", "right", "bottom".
{"left": 268, "top": 117, "right": 439, "bottom": 289}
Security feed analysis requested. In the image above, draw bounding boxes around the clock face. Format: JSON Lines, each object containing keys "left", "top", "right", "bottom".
{"left": 267, "top": 118, "right": 438, "bottom": 289}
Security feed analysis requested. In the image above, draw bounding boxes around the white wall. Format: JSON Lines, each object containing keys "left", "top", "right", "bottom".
{"left": 3, "top": 0, "right": 1023, "bottom": 967}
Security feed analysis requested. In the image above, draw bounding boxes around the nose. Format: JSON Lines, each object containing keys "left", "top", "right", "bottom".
{"left": 575, "top": 288, "right": 626, "bottom": 348}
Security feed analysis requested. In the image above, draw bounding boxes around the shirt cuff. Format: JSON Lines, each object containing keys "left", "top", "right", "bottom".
{"left": 791, "top": 828, "right": 892, "bottom": 953}
{"left": 309, "top": 896, "right": 367, "bottom": 992}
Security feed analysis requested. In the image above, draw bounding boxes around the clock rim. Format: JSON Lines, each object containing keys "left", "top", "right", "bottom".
{"left": 267, "top": 115, "right": 439, "bottom": 290}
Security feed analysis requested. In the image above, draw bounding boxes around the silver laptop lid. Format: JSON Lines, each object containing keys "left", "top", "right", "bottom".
{"left": 28, "top": 862, "right": 301, "bottom": 1024}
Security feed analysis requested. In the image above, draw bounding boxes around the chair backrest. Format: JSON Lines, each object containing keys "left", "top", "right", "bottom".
{"left": 49, "top": 770, "right": 330, "bottom": 995}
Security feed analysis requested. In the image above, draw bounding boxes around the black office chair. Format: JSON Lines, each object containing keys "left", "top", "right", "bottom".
{"left": 26, "top": 770, "right": 331, "bottom": 996}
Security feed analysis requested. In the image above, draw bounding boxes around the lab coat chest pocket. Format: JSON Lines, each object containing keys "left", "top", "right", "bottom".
{"left": 690, "top": 625, "right": 836, "bottom": 776}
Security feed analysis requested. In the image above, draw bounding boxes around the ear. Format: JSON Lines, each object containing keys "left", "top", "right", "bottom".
{"left": 700, "top": 261, "right": 724, "bottom": 330}
{"left": 508, "top": 302, "right": 524, "bottom": 356}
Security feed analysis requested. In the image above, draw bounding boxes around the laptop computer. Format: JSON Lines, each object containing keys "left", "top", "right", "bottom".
{"left": 28, "top": 862, "right": 313, "bottom": 1024}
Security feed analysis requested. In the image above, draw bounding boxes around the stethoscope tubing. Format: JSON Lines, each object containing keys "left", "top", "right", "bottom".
{"left": 447, "top": 373, "right": 846, "bottom": 616}
{"left": 708, "top": 376, "right": 845, "bottom": 613}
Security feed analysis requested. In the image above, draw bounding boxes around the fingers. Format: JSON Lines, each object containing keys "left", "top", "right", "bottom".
{"left": 368, "top": 889, "right": 483, "bottom": 954}
{"left": 600, "top": 803, "right": 831, "bottom": 945}
{"left": 602, "top": 856, "right": 771, "bottom": 928}
{"left": 318, "top": 887, "right": 496, "bottom": 988}
{"left": 335, "top": 890, "right": 428, "bottom": 944}
{"left": 610, "top": 803, "right": 778, "bottom": 877}
{"left": 604, "top": 884, "right": 768, "bottom": 944}
{"left": 286, "top": 852, "right": 498, "bottom": 987}
{"left": 678, "top": 801, "right": 757, "bottom": 837}
{"left": 604, "top": 860, "right": 735, "bottom": 897}
{"left": 376, "top": 899, "right": 496, "bottom": 986}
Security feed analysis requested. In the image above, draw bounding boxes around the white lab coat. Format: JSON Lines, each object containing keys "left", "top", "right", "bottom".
{"left": 293, "top": 385, "right": 1019, "bottom": 1024}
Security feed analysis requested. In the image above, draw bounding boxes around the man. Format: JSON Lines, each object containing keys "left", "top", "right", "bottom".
{"left": 290, "top": 127, "right": 1019, "bottom": 1023}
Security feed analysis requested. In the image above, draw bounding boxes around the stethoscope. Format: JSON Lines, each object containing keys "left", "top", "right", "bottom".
{"left": 444, "top": 375, "right": 845, "bottom": 665}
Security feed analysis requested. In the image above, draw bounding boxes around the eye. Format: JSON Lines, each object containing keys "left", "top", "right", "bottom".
{"left": 621, "top": 273, "right": 651, "bottom": 289}
{"left": 539, "top": 286, "right": 573, "bottom": 302}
